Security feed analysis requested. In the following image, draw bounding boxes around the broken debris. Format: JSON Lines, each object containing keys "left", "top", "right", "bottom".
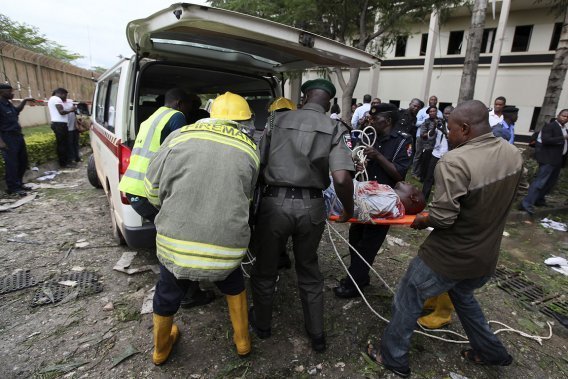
{"left": 113, "top": 251, "right": 157, "bottom": 275}
{"left": 540, "top": 218, "right": 567, "bottom": 232}
{"left": 0, "top": 194, "right": 37, "bottom": 212}
{"left": 544, "top": 256, "right": 568, "bottom": 276}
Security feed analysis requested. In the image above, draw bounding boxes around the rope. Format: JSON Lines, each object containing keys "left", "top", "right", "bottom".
{"left": 351, "top": 126, "right": 376, "bottom": 182}
{"left": 325, "top": 220, "right": 554, "bottom": 345}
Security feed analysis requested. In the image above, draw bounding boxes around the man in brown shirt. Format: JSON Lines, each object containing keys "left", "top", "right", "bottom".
{"left": 365, "top": 100, "right": 523, "bottom": 378}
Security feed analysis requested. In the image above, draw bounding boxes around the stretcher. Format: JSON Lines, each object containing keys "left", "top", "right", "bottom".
{"left": 328, "top": 214, "right": 424, "bottom": 225}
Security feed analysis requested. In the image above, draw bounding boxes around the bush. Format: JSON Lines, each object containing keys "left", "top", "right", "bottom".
{"left": 0, "top": 131, "right": 90, "bottom": 177}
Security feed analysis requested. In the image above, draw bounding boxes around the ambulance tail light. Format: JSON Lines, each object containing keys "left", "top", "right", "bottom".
{"left": 118, "top": 144, "right": 132, "bottom": 204}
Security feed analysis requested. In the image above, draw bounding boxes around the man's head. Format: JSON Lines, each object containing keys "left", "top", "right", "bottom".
{"left": 393, "top": 182, "right": 426, "bottom": 215}
{"left": 427, "top": 106, "right": 438, "bottom": 119}
{"left": 54, "top": 87, "right": 68, "bottom": 101}
{"left": 363, "top": 94, "right": 372, "bottom": 104}
{"left": 371, "top": 97, "right": 381, "bottom": 107}
{"left": 408, "top": 98, "right": 422, "bottom": 116}
{"left": 557, "top": 109, "right": 568, "bottom": 125}
{"left": 447, "top": 100, "right": 491, "bottom": 149}
{"left": 0, "top": 83, "right": 14, "bottom": 100}
{"left": 502, "top": 106, "right": 519, "bottom": 124}
{"left": 368, "top": 103, "right": 399, "bottom": 135}
{"left": 428, "top": 95, "right": 438, "bottom": 107}
{"left": 164, "top": 88, "right": 192, "bottom": 117}
{"left": 301, "top": 79, "right": 336, "bottom": 112}
{"left": 351, "top": 103, "right": 358, "bottom": 112}
{"left": 443, "top": 105, "right": 454, "bottom": 121}
{"left": 494, "top": 96, "right": 506, "bottom": 114}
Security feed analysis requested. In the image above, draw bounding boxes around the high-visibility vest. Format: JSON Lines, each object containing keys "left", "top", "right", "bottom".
{"left": 118, "top": 107, "right": 182, "bottom": 197}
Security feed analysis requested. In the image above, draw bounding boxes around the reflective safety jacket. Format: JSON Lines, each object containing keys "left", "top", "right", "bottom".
{"left": 118, "top": 107, "right": 182, "bottom": 197}
{"left": 144, "top": 119, "right": 260, "bottom": 281}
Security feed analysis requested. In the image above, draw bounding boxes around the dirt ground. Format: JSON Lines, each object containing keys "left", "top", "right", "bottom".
{"left": 0, "top": 151, "right": 567, "bottom": 379}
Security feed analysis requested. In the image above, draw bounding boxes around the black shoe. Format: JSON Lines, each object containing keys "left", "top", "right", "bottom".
{"left": 6, "top": 189, "right": 27, "bottom": 197}
{"left": 180, "top": 289, "right": 215, "bottom": 309}
{"left": 333, "top": 278, "right": 369, "bottom": 299}
{"left": 309, "top": 333, "right": 326, "bottom": 353}
{"left": 249, "top": 306, "right": 271, "bottom": 339}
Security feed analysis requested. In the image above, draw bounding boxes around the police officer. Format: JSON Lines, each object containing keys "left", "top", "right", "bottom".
{"left": 250, "top": 79, "right": 355, "bottom": 352}
{"left": 0, "top": 84, "right": 34, "bottom": 196}
{"left": 333, "top": 103, "right": 413, "bottom": 299}
{"left": 119, "top": 88, "right": 214, "bottom": 309}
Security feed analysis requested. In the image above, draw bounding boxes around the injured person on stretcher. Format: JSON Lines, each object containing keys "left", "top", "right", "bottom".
{"left": 325, "top": 180, "right": 426, "bottom": 223}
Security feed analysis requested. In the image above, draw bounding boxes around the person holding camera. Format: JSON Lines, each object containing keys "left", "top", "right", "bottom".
{"left": 417, "top": 106, "right": 441, "bottom": 181}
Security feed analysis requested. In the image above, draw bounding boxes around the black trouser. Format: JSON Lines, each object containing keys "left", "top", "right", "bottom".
{"left": 346, "top": 223, "right": 390, "bottom": 286}
{"left": 153, "top": 264, "right": 244, "bottom": 316}
{"left": 251, "top": 187, "right": 326, "bottom": 337}
{"left": 51, "top": 122, "right": 69, "bottom": 166}
{"left": 67, "top": 129, "right": 80, "bottom": 162}
{"left": 0, "top": 132, "right": 28, "bottom": 192}
{"left": 421, "top": 155, "right": 439, "bottom": 201}
{"left": 126, "top": 193, "right": 159, "bottom": 222}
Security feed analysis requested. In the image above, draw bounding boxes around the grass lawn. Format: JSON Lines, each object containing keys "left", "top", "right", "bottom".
{"left": 22, "top": 124, "right": 51, "bottom": 136}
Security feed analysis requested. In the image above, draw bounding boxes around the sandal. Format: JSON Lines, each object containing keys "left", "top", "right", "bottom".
{"left": 461, "top": 348, "right": 513, "bottom": 366}
{"left": 365, "top": 342, "right": 411, "bottom": 378}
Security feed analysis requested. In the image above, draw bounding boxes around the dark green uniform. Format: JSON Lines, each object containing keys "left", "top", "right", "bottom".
{"left": 250, "top": 102, "right": 354, "bottom": 340}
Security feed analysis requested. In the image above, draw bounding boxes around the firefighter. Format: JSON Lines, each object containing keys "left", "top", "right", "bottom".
{"left": 144, "top": 92, "right": 259, "bottom": 365}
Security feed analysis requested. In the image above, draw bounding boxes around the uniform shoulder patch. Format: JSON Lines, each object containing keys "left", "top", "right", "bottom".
{"left": 343, "top": 133, "right": 353, "bottom": 150}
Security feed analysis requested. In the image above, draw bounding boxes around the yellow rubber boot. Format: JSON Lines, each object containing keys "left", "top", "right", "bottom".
{"left": 423, "top": 296, "right": 438, "bottom": 311}
{"left": 418, "top": 292, "right": 454, "bottom": 329}
{"left": 226, "top": 290, "right": 251, "bottom": 357}
{"left": 152, "top": 314, "right": 180, "bottom": 365}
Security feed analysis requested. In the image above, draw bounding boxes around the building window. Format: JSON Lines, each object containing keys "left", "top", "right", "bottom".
{"left": 481, "top": 28, "right": 496, "bottom": 53}
{"left": 438, "top": 102, "right": 452, "bottom": 112}
{"left": 511, "top": 25, "right": 533, "bottom": 52}
{"left": 420, "top": 33, "right": 428, "bottom": 56}
{"left": 529, "top": 107, "right": 541, "bottom": 132}
{"left": 447, "top": 30, "right": 464, "bottom": 55}
{"left": 550, "top": 22, "right": 563, "bottom": 51}
{"left": 389, "top": 100, "right": 400, "bottom": 108}
{"left": 395, "top": 36, "right": 407, "bottom": 57}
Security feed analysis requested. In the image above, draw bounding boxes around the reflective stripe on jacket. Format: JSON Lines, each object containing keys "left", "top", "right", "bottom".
{"left": 144, "top": 118, "right": 260, "bottom": 281}
{"left": 118, "top": 107, "right": 182, "bottom": 197}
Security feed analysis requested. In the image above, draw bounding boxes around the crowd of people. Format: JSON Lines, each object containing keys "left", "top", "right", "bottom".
{"left": 1, "top": 77, "right": 566, "bottom": 377}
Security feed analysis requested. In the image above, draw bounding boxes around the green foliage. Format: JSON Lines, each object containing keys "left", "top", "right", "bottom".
{"left": 0, "top": 14, "right": 83, "bottom": 63}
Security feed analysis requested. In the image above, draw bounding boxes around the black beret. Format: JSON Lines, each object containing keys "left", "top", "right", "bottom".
{"left": 300, "top": 79, "right": 336, "bottom": 98}
{"left": 0, "top": 83, "right": 13, "bottom": 90}
{"left": 502, "top": 105, "right": 519, "bottom": 113}
{"left": 369, "top": 102, "right": 398, "bottom": 116}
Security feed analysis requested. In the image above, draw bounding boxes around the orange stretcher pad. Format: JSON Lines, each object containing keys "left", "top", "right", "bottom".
{"left": 328, "top": 214, "right": 423, "bottom": 225}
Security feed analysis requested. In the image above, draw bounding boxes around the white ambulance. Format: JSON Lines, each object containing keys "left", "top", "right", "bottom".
{"left": 87, "top": 2, "right": 376, "bottom": 248}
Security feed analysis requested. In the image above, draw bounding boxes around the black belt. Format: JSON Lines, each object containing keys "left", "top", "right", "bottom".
{"left": 263, "top": 186, "right": 323, "bottom": 199}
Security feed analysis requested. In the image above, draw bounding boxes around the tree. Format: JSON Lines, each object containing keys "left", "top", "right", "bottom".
{"left": 457, "top": 0, "right": 487, "bottom": 103}
{"left": 208, "top": 0, "right": 463, "bottom": 120}
{"left": 535, "top": 0, "right": 568, "bottom": 130}
{"left": 0, "top": 14, "right": 83, "bottom": 63}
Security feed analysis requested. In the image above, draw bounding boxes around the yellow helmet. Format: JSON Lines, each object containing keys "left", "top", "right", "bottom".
{"left": 268, "top": 97, "right": 296, "bottom": 112}
{"left": 210, "top": 92, "right": 252, "bottom": 121}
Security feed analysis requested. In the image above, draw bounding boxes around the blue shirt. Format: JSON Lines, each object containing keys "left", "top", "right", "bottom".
{"left": 501, "top": 120, "right": 515, "bottom": 144}
{"left": 0, "top": 98, "right": 22, "bottom": 133}
{"left": 159, "top": 112, "right": 187, "bottom": 144}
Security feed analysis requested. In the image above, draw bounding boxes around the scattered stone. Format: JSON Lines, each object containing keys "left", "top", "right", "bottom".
{"left": 307, "top": 367, "right": 317, "bottom": 375}
{"left": 75, "top": 241, "right": 90, "bottom": 248}
{"left": 502, "top": 231, "right": 510, "bottom": 237}
{"left": 295, "top": 365, "right": 304, "bottom": 373}
{"left": 190, "top": 375, "right": 201, "bottom": 379}
{"left": 316, "top": 363, "right": 323, "bottom": 370}
{"left": 58, "top": 280, "right": 78, "bottom": 287}
{"left": 386, "top": 235, "right": 409, "bottom": 247}
{"left": 450, "top": 372, "right": 469, "bottom": 379}
{"left": 103, "top": 302, "right": 114, "bottom": 311}
{"left": 334, "top": 362, "right": 345, "bottom": 368}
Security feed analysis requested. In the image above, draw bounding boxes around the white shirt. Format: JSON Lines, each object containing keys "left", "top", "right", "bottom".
{"left": 63, "top": 99, "right": 76, "bottom": 131}
{"left": 488, "top": 110, "right": 503, "bottom": 127}
{"left": 351, "top": 103, "right": 371, "bottom": 128}
{"left": 330, "top": 113, "right": 340, "bottom": 120}
{"left": 432, "top": 129, "right": 448, "bottom": 159}
{"left": 48, "top": 95, "right": 68, "bottom": 123}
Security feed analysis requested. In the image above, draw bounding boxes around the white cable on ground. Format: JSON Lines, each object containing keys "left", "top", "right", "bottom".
{"left": 326, "top": 220, "right": 554, "bottom": 345}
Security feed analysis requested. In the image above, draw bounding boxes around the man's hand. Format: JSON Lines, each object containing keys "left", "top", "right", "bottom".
{"left": 410, "top": 212, "right": 430, "bottom": 230}
{"left": 363, "top": 146, "right": 381, "bottom": 161}
{"left": 335, "top": 209, "right": 352, "bottom": 223}
{"left": 355, "top": 160, "right": 366, "bottom": 172}
{"left": 23, "top": 97, "right": 35, "bottom": 102}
